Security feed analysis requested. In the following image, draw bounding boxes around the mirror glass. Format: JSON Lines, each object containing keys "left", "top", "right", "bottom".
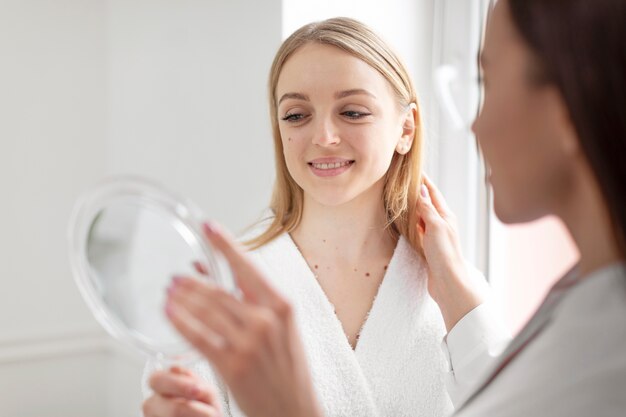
{"left": 68, "top": 177, "right": 233, "bottom": 362}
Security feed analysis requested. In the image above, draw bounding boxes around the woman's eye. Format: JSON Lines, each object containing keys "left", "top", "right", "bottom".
{"left": 281, "top": 113, "right": 308, "bottom": 122}
{"left": 341, "top": 110, "right": 371, "bottom": 119}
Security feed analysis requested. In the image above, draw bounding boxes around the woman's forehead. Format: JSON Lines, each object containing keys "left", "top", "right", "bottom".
{"left": 481, "top": 1, "right": 526, "bottom": 71}
{"left": 276, "top": 44, "right": 393, "bottom": 100}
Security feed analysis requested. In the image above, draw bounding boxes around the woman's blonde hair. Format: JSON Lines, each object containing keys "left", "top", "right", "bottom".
{"left": 246, "top": 17, "right": 424, "bottom": 251}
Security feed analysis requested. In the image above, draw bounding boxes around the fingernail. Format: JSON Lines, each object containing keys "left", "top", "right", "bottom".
{"left": 193, "top": 261, "right": 208, "bottom": 275}
{"left": 203, "top": 221, "right": 216, "bottom": 235}
{"left": 189, "top": 384, "right": 201, "bottom": 398}
{"left": 420, "top": 184, "right": 429, "bottom": 198}
{"left": 172, "top": 275, "right": 184, "bottom": 286}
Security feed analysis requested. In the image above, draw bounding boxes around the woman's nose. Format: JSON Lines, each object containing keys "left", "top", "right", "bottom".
{"left": 311, "top": 117, "right": 340, "bottom": 147}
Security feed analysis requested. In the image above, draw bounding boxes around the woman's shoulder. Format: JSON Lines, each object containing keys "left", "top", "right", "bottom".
{"left": 236, "top": 212, "right": 281, "bottom": 253}
{"left": 236, "top": 215, "right": 291, "bottom": 268}
{"left": 237, "top": 213, "right": 274, "bottom": 242}
{"left": 392, "top": 235, "right": 428, "bottom": 278}
{"left": 522, "top": 264, "right": 626, "bottom": 381}
{"left": 551, "top": 263, "right": 626, "bottom": 337}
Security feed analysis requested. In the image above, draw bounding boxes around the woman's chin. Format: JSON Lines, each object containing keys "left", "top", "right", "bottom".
{"left": 493, "top": 198, "right": 545, "bottom": 225}
{"left": 304, "top": 188, "right": 360, "bottom": 208}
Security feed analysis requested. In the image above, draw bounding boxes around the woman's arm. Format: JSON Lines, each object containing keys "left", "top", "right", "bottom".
{"left": 416, "top": 177, "right": 485, "bottom": 331}
{"left": 416, "top": 177, "right": 511, "bottom": 406}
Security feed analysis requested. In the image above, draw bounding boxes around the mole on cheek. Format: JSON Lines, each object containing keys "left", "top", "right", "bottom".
{"left": 314, "top": 265, "right": 318, "bottom": 269}
{"left": 365, "top": 272, "right": 370, "bottom": 277}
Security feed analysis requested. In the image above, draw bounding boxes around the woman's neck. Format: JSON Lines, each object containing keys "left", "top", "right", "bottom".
{"left": 291, "top": 186, "right": 396, "bottom": 265}
{"left": 559, "top": 164, "right": 623, "bottom": 278}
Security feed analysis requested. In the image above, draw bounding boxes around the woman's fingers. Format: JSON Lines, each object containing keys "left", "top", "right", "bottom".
{"left": 192, "top": 261, "right": 209, "bottom": 276}
{"left": 422, "top": 175, "right": 454, "bottom": 219}
{"left": 143, "top": 394, "right": 221, "bottom": 417}
{"left": 166, "top": 275, "right": 281, "bottom": 378}
{"left": 170, "top": 277, "right": 246, "bottom": 327}
{"left": 170, "top": 366, "right": 196, "bottom": 378}
{"left": 417, "top": 184, "right": 444, "bottom": 228}
{"left": 417, "top": 176, "right": 460, "bottom": 237}
{"left": 168, "top": 276, "right": 285, "bottom": 358}
{"left": 202, "top": 222, "right": 284, "bottom": 308}
{"left": 168, "top": 278, "right": 249, "bottom": 352}
{"left": 148, "top": 369, "right": 218, "bottom": 405}
{"left": 166, "top": 298, "right": 229, "bottom": 364}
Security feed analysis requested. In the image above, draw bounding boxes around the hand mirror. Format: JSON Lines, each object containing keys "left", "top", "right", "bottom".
{"left": 68, "top": 176, "right": 234, "bottom": 364}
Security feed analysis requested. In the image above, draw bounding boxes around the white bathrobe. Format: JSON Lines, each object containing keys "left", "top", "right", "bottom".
{"left": 144, "top": 232, "right": 509, "bottom": 417}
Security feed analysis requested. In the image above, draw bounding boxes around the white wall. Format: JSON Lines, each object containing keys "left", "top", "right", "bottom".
{"left": 104, "top": 0, "right": 279, "bottom": 233}
{"left": 0, "top": 1, "right": 112, "bottom": 415}
{"left": 0, "top": 1, "right": 281, "bottom": 415}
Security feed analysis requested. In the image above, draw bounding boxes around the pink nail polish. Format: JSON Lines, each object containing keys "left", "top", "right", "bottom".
{"left": 189, "top": 384, "right": 201, "bottom": 398}
{"left": 420, "top": 184, "right": 429, "bottom": 198}
{"left": 203, "top": 221, "right": 216, "bottom": 235}
{"left": 193, "top": 261, "right": 209, "bottom": 275}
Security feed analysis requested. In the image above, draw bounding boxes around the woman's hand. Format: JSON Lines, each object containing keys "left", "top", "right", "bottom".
{"left": 416, "top": 176, "right": 485, "bottom": 332}
{"left": 165, "top": 222, "right": 323, "bottom": 417}
{"left": 143, "top": 366, "right": 221, "bottom": 417}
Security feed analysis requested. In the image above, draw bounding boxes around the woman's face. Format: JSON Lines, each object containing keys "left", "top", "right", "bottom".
{"left": 275, "top": 43, "right": 414, "bottom": 207}
{"left": 472, "top": 0, "right": 579, "bottom": 224}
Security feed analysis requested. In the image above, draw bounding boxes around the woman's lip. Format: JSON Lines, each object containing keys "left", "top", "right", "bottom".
{"left": 308, "top": 160, "right": 354, "bottom": 177}
{"left": 308, "top": 157, "right": 354, "bottom": 164}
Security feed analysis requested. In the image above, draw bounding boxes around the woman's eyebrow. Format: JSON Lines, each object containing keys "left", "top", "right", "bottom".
{"left": 335, "top": 89, "right": 376, "bottom": 99}
{"left": 278, "top": 92, "right": 309, "bottom": 105}
{"left": 277, "top": 89, "right": 376, "bottom": 105}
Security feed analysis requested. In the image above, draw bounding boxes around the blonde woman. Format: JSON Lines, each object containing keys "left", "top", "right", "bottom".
{"left": 144, "top": 18, "right": 508, "bottom": 417}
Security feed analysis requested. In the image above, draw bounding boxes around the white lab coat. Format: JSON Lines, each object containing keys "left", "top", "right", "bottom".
{"left": 454, "top": 262, "right": 626, "bottom": 417}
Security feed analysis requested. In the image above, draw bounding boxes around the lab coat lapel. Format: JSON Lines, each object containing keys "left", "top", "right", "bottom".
{"left": 454, "top": 266, "right": 580, "bottom": 414}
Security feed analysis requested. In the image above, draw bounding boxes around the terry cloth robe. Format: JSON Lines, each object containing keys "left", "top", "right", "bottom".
{"left": 144, "top": 232, "right": 509, "bottom": 417}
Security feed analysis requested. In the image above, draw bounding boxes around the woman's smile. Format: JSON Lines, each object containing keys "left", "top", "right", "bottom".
{"left": 276, "top": 43, "right": 412, "bottom": 205}
{"left": 307, "top": 157, "right": 355, "bottom": 177}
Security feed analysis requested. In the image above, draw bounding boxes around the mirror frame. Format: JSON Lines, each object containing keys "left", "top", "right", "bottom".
{"left": 67, "top": 176, "right": 222, "bottom": 361}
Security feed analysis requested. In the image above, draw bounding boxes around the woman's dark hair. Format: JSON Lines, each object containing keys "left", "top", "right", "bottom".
{"left": 507, "top": 0, "right": 626, "bottom": 257}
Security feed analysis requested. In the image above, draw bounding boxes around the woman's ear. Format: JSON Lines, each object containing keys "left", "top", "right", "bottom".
{"left": 396, "top": 103, "right": 418, "bottom": 155}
